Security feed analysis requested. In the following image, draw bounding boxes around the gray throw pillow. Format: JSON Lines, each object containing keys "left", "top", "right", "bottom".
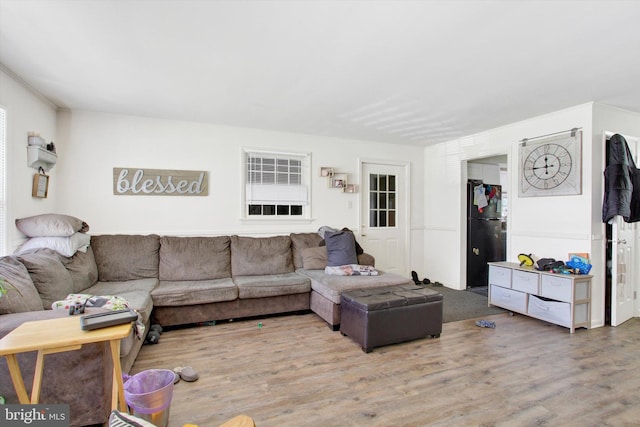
{"left": 325, "top": 230, "right": 358, "bottom": 266}
{"left": 301, "top": 246, "right": 328, "bottom": 270}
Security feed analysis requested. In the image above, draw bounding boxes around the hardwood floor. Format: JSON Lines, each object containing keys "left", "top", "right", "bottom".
{"left": 131, "top": 313, "right": 640, "bottom": 427}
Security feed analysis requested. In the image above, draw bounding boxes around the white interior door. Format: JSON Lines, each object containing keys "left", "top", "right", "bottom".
{"left": 610, "top": 135, "right": 639, "bottom": 327}
{"left": 611, "top": 219, "right": 636, "bottom": 326}
{"left": 360, "top": 162, "right": 408, "bottom": 276}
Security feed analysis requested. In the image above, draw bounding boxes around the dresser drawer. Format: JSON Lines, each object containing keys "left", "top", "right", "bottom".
{"left": 540, "top": 275, "right": 573, "bottom": 302}
{"left": 512, "top": 270, "right": 539, "bottom": 294}
{"left": 528, "top": 295, "right": 571, "bottom": 326}
{"left": 488, "top": 266, "right": 511, "bottom": 288}
{"left": 490, "top": 285, "right": 526, "bottom": 312}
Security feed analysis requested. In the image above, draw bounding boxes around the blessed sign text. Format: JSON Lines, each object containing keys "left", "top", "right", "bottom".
{"left": 113, "top": 168, "right": 208, "bottom": 196}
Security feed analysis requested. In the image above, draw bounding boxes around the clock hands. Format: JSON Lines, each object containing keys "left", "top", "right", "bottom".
{"left": 532, "top": 156, "right": 556, "bottom": 174}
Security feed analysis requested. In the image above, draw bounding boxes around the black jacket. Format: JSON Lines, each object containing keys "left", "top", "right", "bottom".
{"left": 602, "top": 134, "right": 640, "bottom": 223}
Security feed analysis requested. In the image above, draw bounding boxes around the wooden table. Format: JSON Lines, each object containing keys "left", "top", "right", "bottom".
{"left": 0, "top": 316, "right": 132, "bottom": 411}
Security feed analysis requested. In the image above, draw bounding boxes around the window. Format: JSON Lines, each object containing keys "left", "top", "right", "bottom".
{"left": 244, "top": 149, "right": 310, "bottom": 218}
{"left": 369, "top": 173, "right": 397, "bottom": 227}
{"left": 0, "top": 106, "right": 6, "bottom": 255}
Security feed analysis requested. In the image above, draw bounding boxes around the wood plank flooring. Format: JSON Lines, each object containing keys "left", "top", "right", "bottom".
{"left": 131, "top": 313, "right": 640, "bottom": 427}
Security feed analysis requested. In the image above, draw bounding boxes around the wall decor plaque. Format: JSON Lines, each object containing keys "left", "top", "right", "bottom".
{"left": 32, "top": 173, "right": 49, "bottom": 198}
{"left": 113, "top": 168, "right": 208, "bottom": 196}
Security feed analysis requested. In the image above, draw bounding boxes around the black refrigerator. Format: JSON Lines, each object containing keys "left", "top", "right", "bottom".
{"left": 467, "top": 180, "right": 505, "bottom": 288}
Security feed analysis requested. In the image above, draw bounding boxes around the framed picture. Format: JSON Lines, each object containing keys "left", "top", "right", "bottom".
{"left": 319, "top": 167, "right": 334, "bottom": 178}
{"left": 329, "top": 173, "right": 347, "bottom": 189}
{"left": 344, "top": 184, "right": 358, "bottom": 193}
{"left": 32, "top": 173, "right": 49, "bottom": 198}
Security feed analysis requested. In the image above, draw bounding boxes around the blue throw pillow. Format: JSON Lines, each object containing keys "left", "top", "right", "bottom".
{"left": 325, "top": 230, "right": 358, "bottom": 266}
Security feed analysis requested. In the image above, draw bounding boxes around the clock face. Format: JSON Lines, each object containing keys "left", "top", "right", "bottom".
{"left": 522, "top": 143, "right": 573, "bottom": 189}
{"left": 518, "top": 130, "right": 582, "bottom": 197}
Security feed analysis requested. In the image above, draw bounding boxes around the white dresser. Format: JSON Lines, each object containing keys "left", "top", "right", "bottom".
{"left": 488, "top": 261, "right": 592, "bottom": 333}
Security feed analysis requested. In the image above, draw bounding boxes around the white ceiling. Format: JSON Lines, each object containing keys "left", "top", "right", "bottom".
{"left": 1, "top": 0, "right": 639, "bottom": 146}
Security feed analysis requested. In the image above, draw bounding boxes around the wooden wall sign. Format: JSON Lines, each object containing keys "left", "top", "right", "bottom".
{"left": 113, "top": 168, "right": 208, "bottom": 196}
{"left": 32, "top": 173, "right": 49, "bottom": 198}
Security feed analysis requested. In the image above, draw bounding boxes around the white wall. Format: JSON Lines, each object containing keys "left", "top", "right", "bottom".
{"left": 424, "top": 104, "right": 600, "bottom": 310}
{"left": 0, "top": 69, "right": 58, "bottom": 253}
{"left": 56, "top": 109, "right": 425, "bottom": 273}
{"left": 424, "top": 102, "right": 640, "bottom": 328}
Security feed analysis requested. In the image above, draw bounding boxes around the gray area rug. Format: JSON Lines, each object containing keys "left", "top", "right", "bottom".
{"left": 423, "top": 284, "right": 505, "bottom": 323}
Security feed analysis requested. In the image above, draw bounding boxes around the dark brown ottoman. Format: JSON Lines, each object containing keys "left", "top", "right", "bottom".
{"left": 340, "top": 284, "right": 443, "bottom": 353}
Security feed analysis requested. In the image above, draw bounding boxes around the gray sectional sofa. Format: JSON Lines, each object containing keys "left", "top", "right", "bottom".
{"left": 0, "top": 232, "right": 411, "bottom": 426}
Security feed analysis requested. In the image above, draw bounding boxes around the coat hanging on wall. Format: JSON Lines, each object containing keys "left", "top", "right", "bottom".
{"left": 602, "top": 133, "right": 640, "bottom": 223}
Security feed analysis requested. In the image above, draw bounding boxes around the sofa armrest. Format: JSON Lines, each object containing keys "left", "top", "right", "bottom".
{"left": 358, "top": 253, "right": 375, "bottom": 267}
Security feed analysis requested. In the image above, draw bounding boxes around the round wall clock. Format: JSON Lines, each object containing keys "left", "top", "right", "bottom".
{"left": 519, "top": 130, "right": 582, "bottom": 197}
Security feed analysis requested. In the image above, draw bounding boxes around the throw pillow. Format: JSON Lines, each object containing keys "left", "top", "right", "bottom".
{"left": 15, "top": 213, "right": 89, "bottom": 237}
{"left": 301, "top": 246, "right": 328, "bottom": 270}
{"left": 16, "top": 232, "right": 91, "bottom": 257}
{"left": 324, "top": 230, "right": 358, "bottom": 267}
{"left": 320, "top": 227, "right": 364, "bottom": 255}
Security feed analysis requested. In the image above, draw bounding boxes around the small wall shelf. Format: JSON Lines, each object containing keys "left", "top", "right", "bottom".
{"left": 27, "top": 146, "right": 57, "bottom": 171}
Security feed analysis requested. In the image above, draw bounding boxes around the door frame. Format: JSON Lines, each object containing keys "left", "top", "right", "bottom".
{"left": 358, "top": 158, "right": 411, "bottom": 275}
{"left": 603, "top": 130, "right": 640, "bottom": 325}
{"left": 461, "top": 154, "right": 509, "bottom": 290}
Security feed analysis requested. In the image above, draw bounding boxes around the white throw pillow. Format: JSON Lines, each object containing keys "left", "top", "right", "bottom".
{"left": 16, "top": 232, "right": 91, "bottom": 257}
{"left": 15, "top": 213, "right": 89, "bottom": 237}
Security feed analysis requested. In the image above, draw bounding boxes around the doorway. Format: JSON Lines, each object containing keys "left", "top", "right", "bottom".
{"left": 466, "top": 155, "right": 508, "bottom": 290}
{"left": 604, "top": 132, "right": 639, "bottom": 326}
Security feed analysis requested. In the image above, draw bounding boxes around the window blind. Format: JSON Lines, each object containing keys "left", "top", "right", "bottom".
{"left": 0, "top": 107, "right": 6, "bottom": 255}
{"left": 245, "top": 152, "right": 308, "bottom": 205}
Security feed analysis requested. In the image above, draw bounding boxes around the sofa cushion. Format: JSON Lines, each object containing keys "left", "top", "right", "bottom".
{"left": 84, "top": 278, "right": 159, "bottom": 297}
{"left": 290, "top": 232, "right": 323, "bottom": 269}
{"left": 91, "top": 234, "right": 160, "bottom": 281}
{"left": 15, "top": 213, "right": 89, "bottom": 237}
{"left": 324, "top": 230, "right": 358, "bottom": 266}
{"left": 159, "top": 236, "right": 231, "bottom": 280}
{"left": 234, "top": 273, "right": 311, "bottom": 299}
{"left": 301, "top": 246, "right": 328, "bottom": 270}
{"left": 230, "top": 235, "right": 294, "bottom": 276}
{"left": 299, "top": 269, "right": 412, "bottom": 304}
{"left": 0, "top": 256, "right": 44, "bottom": 314}
{"left": 17, "top": 249, "right": 74, "bottom": 309}
{"left": 151, "top": 278, "right": 237, "bottom": 306}
{"left": 111, "top": 290, "right": 154, "bottom": 323}
{"left": 61, "top": 246, "right": 99, "bottom": 292}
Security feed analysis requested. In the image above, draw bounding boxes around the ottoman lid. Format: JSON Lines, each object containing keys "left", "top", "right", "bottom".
{"left": 341, "top": 284, "right": 442, "bottom": 311}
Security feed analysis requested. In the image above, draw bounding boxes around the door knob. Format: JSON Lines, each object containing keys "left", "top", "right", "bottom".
{"left": 607, "top": 239, "right": 627, "bottom": 244}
